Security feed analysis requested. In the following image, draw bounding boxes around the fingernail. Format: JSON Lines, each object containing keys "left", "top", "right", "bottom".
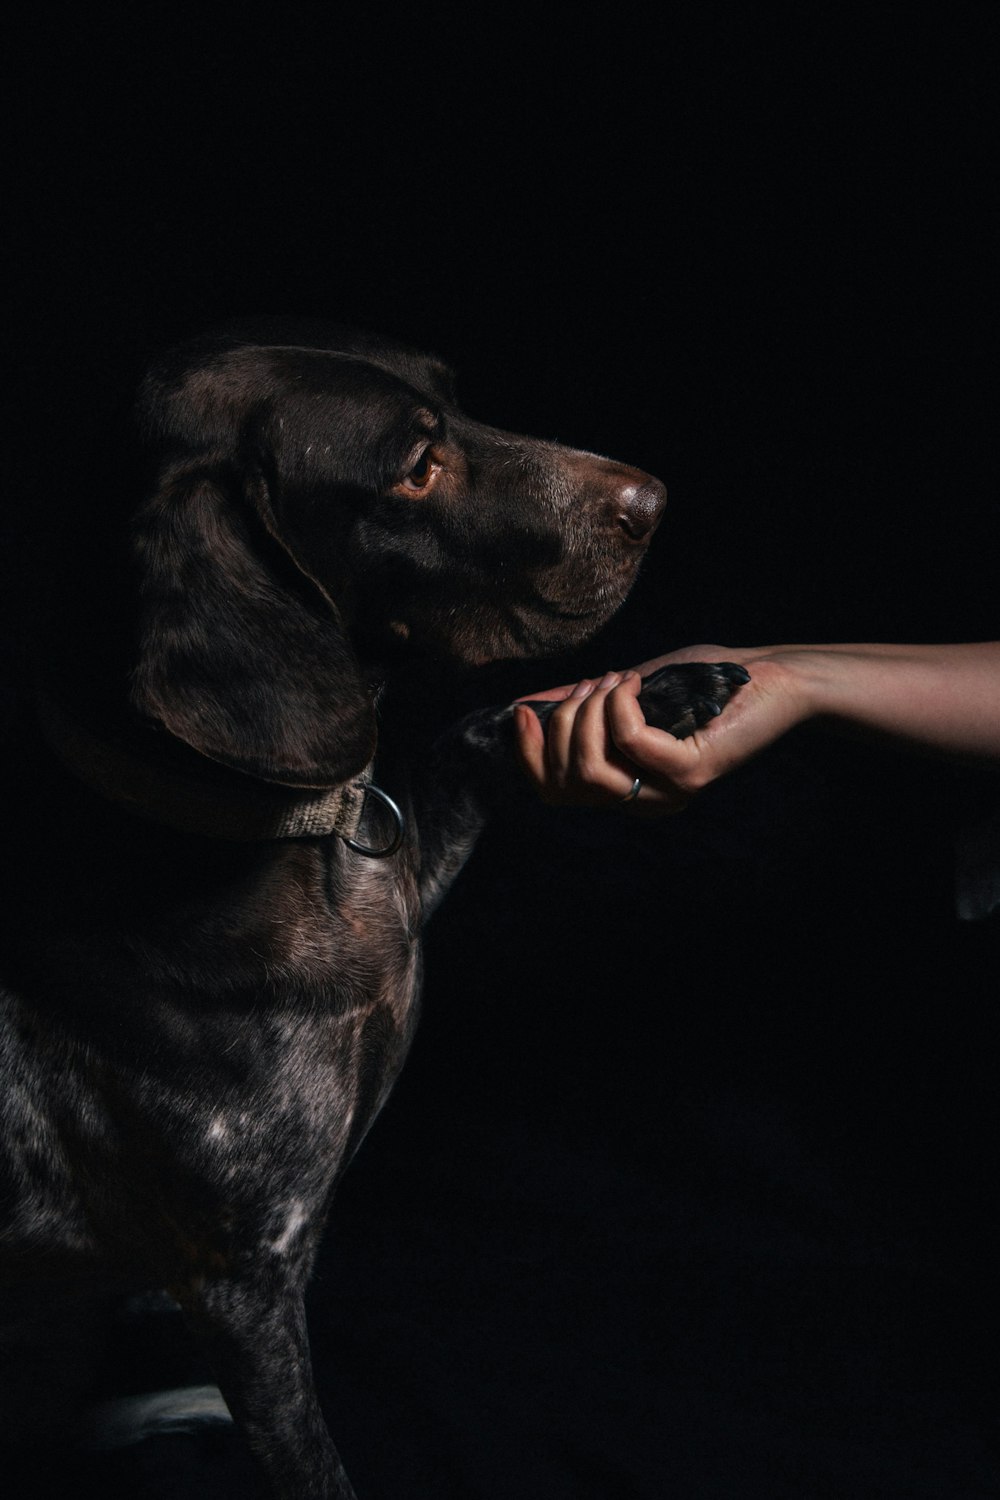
{"left": 597, "top": 672, "right": 620, "bottom": 689}
{"left": 570, "top": 679, "right": 595, "bottom": 699}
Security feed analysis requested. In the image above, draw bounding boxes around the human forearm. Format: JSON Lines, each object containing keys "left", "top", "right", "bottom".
{"left": 646, "top": 642, "right": 1000, "bottom": 760}
{"left": 514, "top": 641, "right": 1000, "bottom": 814}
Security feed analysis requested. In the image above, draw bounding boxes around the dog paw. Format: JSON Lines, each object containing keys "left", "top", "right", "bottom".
{"left": 636, "top": 661, "right": 750, "bottom": 739}
{"left": 453, "top": 661, "right": 749, "bottom": 764}
{"left": 519, "top": 661, "right": 749, "bottom": 740}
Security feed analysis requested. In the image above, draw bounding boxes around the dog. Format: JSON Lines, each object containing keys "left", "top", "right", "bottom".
{"left": 0, "top": 320, "right": 747, "bottom": 1497}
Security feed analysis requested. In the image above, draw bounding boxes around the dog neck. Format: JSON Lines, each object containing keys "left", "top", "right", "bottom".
{"left": 34, "top": 683, "right": 376, "bottom": 845}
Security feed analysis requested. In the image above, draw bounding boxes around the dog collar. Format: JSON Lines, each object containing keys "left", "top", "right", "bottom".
{"left": 34, "top": 685, "right": 404, "bottom": 855}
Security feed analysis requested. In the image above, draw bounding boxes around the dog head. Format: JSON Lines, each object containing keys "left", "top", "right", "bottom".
{"left": 130, "top": 321, "right": 666, "bottom": 787}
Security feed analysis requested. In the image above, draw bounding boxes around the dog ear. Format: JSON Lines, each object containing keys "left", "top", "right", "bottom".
{"left": 129, "top": 472, "right": 377, "bottom": 788}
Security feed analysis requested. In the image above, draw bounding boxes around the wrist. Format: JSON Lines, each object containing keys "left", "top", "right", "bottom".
{"left": 743, "top": 649, "right": 830, "bottom": 727}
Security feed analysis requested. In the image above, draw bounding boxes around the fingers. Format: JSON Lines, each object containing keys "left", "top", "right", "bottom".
{"left": 545, "top": 674, "right": 622, "bottom": 802}
{"left": 514, "top": 682, "right": 578, "bottom": 703}
{"left": 513, "top": 701, "right": 548, "bottom": 784}
{"left": 515, "top": 676, "right": 615, "bottom": 804}
{"left": 513, "top": 672, "right": 690, "bottom": 814}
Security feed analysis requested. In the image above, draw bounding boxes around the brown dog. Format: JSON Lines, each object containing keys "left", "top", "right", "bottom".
{"left": 1, "top": 321, "right": 741, "bottom": 1497}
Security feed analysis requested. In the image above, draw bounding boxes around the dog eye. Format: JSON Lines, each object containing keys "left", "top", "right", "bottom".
{"left": 408, "top": 451, "right": 433, "bottom": 485}
{"left": 394, "top": 447, "right": 440, "bottom": 496}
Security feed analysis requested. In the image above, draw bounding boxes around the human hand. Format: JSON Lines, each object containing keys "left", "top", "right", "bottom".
{"left": 513, "top": 647, "right": 808, "bottom": 814}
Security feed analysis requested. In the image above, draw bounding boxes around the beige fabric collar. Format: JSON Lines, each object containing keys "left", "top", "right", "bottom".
{"left": 35, "top": 686, "right": 402, "bottom": 851}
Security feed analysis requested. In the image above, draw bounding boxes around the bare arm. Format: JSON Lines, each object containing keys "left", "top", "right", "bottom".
{"left": 513, "top": 643, "right": 1000, "bottom": 813}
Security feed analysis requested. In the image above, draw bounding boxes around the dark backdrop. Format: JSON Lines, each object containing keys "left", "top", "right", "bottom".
{"left": 3, "top": 9, "right": 999, "bottom": 1498}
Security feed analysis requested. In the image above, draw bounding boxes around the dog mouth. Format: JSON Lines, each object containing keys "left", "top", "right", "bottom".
{"left": 359, "top": 500, "right": 658, "bottom": 668}
{"left": 376, "top": 594, "right": 612, "bottom": 669}
{"left": 434, "top": 567, "right": 641, "bottom": 666}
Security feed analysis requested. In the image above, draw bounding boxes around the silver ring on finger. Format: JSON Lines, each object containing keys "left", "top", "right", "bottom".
{"left": 619, "top": 775, "right": 642, "bottom": 805}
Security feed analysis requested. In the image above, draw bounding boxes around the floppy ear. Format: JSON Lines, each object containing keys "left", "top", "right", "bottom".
{"left": 129, "top": 472, "right": 377, "bottom": 788}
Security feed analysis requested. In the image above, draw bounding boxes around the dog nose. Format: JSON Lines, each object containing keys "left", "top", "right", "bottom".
{"left": 615, "top": 475, "right": 667, "bottom": 542}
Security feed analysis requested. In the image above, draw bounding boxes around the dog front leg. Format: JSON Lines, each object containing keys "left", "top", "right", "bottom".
{"left": 181, "top": 1276, "right": 357, "bottom": 1500}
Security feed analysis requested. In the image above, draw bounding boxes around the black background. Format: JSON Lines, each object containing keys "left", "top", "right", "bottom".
{"left": 3, "top": 8, "right": 1000, "bottom": 1498}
